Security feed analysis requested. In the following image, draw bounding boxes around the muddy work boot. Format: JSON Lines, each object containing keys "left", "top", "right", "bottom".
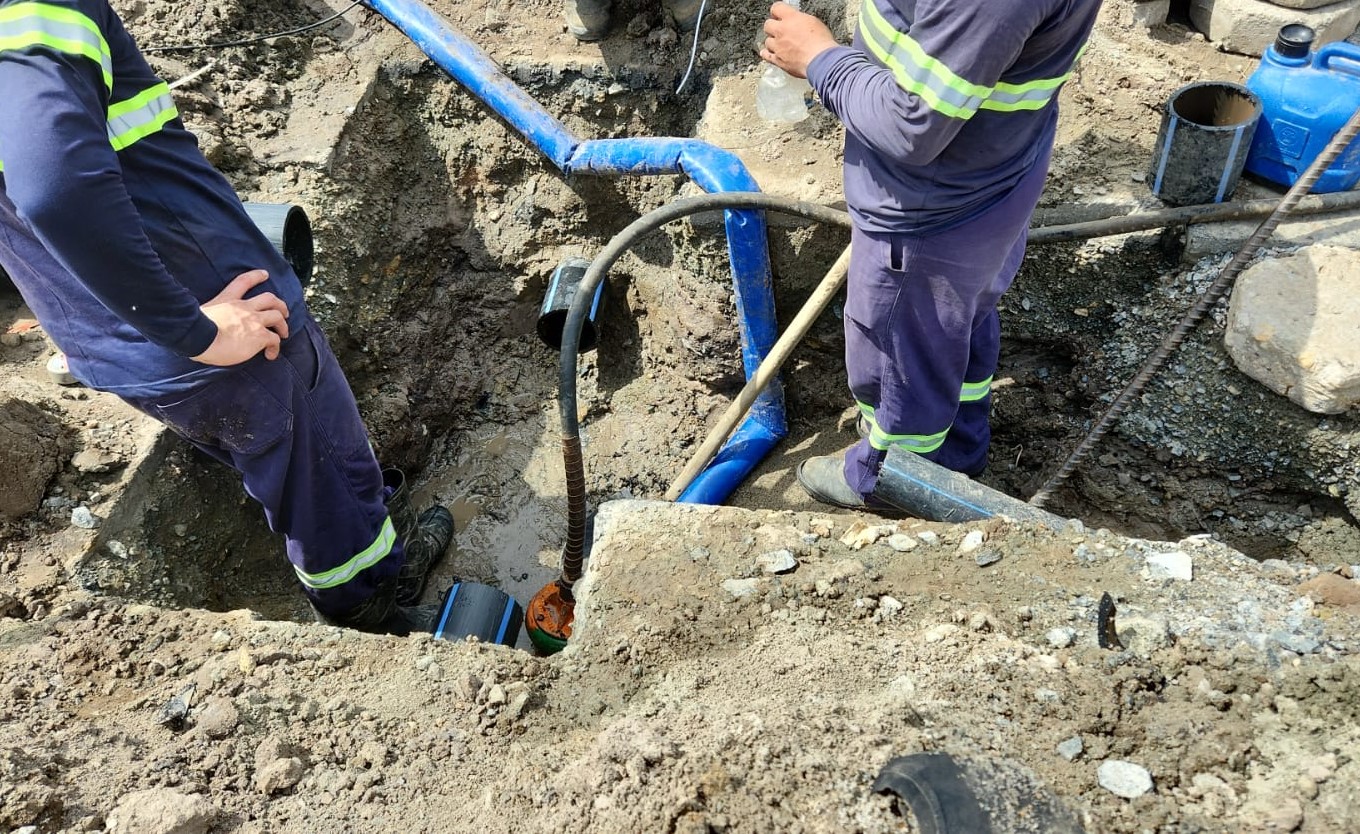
{"left": 383, "top": 468, "right": 455, "bottom": 606}
{"left": 662, "top": 0, "right": 705, "bottom": 31}
{"left": 314, "top": 577, "right": 440, "bottom": 637}
{"left": 564, "top": 0, "right": 611, "bottom": 41}
{"left": 796, "top": 453, "right": 904, "bottom": 516}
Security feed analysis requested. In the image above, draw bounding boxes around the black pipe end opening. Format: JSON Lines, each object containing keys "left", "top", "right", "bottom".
{"left": 538, "top": 257, "right": 603, "bottom": 352}
{"left": 280, "top": 206, "right": 315, "bottom": 288}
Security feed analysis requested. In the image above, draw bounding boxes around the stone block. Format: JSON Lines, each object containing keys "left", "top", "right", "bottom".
{"left": 1189, "top": 0, "right": 1360, "bottom": 56}
{"left": 1131, "top": 0, "right": 1173, "bottom": 28}
{"left": 1224, "top": 244, "right": 1360, "bottom": 413}
{"left": 1182, "top": 206, "right": 1360, "bottom": 259}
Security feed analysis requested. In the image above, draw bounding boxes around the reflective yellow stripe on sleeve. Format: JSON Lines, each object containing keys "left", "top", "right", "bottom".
{"left": 0, "top": 2, "right": 113, "bottom": 90}
{"left": 107, "top": 82, "right": 177, "bottom": 150}
{"left": 959, "top": 376, "right": 993, "bottom": 403}
{"left": 856, "top": 0, "right": 1083, "bottom": 119}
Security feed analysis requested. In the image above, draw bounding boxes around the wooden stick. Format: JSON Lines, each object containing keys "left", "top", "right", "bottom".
{"left": 665, "top": 244, "right": 852, "bottom": 501}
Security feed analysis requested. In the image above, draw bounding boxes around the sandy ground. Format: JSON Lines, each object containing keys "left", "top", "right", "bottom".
{"left": 3, "top": 0, "right": 1360, "bottom": 831}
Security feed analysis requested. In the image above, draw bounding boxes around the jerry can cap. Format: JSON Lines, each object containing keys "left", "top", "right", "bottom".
{"left": 1275, "top": 24, "right": 1315, "bottom": 59}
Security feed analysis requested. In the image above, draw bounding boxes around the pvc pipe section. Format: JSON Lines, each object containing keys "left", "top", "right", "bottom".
{"left": 874, "top": 448, "right": 1068, "bottom": 530}
{"left": 363, "top": 0, "right": 785, "bottom": 505}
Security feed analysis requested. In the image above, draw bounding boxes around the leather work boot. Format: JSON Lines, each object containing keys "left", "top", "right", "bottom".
{"left": 314, "top": 576, "right": 441, "bottom": 637}
{"left": 564, "top": 0, "right": 611, "bottom": 41}
{"left": 796, "top": 453, "right": 905, "bottom": 516}
{"left": 383, "top": 468, "right": 456, "bottom": 606}
{"left": 662, "top": 0, "right": 704, "bottom": 31}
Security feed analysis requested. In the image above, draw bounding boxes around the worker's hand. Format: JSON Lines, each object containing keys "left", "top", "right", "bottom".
{"left": 761, "top": 2, "right": 838, "bottom": 79}
{"left": 191, "top": 269, "right": 290, "bottom": 366}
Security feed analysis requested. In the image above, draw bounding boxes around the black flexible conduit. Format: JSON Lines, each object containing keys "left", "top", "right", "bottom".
{"left": 556, "top": 193, "right": 853, "bottom": 589}
{"left": 1029, "top": 106, "right": 1360, "bottom": 507}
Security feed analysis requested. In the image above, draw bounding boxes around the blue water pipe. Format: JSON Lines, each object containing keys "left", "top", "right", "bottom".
{"left": 362, "top": 0, "right": 785, "bottom": 504}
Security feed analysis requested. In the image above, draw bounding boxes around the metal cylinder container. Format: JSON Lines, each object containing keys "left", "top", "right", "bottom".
{"left": 1150, "top": 81, "right": 1262, "bottom": 206}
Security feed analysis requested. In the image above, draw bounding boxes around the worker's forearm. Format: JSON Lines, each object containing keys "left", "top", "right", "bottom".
{"left": 807, "top": 47, "right": 960, "bottom": 168}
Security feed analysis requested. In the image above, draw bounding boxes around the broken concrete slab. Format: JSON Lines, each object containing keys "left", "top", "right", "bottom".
{"left": 1225, "top": 244, "right": 1360, "bottom": 413}
{"left": 1182, "top": 207, "right": 1360, "bottom": 260}
{"left": 1130, "top": 0, "right": 1173, "bottom": 28}
{"left": 1189, "top": 0, "right": 1360, "bottom": 56}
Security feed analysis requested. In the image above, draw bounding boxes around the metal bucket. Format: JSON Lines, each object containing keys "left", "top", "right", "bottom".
{"left": 1150, "top": 81, "right": 1262, "bottom": 206}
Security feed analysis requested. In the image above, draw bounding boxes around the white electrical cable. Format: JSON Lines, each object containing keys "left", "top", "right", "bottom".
{"left": 674, "top": 0, "right": 709, "bottom": 94}
{"left": 168, "top": 58, "right": 218, "bottom": 90}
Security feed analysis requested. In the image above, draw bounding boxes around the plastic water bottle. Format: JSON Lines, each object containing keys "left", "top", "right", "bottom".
{"left": 756, "top": 0, "right": 811, "bottom": 123}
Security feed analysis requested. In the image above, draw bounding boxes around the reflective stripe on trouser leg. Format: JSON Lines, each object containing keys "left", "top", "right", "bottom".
{"left": 841, "top": 153, "right": 1050, "bottom": 496}
{"left": 122, "top": 317, "right": 403, "bottom": 615}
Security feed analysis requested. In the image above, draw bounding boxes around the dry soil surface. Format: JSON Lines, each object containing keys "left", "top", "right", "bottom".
{"left": 3, "top": 1, "right": 1360, "bottom": 832}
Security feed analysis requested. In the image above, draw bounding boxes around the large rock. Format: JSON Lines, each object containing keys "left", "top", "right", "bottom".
{"left": 1224, "top": 245, "right": 1360, "bottom": 413}
{"left": 0, "top": 398, "right": 62, "bottom": 521}
{"left": 1189, "top": 0, "right": 1360, "bottom": 56}
{"left": 107, "top": 788, "right": 216, "bottom": 834}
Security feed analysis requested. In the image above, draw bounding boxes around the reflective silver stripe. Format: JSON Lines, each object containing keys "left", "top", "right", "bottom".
{"left": 0, "top": 2, "right": 112, "bottom": 90}
{"left": 857, "top": 0, "right": 1079, "bottom": 119}
{"left": 108, "top": 82, "right": 178, "bottom": 151}
{"left": 1, "top": 82, "right": 178, "bottom": 171}
{"left": 293, "top": 517, "right": 398, "bottom": 590}
{"left": 959, "top": 376, "right": 992, "bottom": 403}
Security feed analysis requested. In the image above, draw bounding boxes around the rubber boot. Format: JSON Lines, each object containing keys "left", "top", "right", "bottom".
{"left": 314, "top": 576, "right": 440, "bottom": 637}
{"left": 564, "top": 0, "right": 611, "bottom": 41}
{"left": 383, "top": 468, "right": 455, "bottom": 606}
{"left": 662, "top": 0, "right": 704, "bottom": 31}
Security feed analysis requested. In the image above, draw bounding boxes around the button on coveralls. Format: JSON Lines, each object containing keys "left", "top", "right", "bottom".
{"left": 804, "top": 0, "right": 1102, "bottom": 495}
{"left": 0, "top": 0, "right": 405, "bottom": 616}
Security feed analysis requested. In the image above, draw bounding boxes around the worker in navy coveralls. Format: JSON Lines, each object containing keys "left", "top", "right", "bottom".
{"left": 761, "top": 0, "right": 1102, "bottom": 510}
{"left": 0, "top": 0, "right": 453, "bottom": 633}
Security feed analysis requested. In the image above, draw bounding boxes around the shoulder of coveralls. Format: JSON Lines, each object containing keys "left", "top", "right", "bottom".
{"left": 0, "top": 0, "right": 112, "bottom": 23}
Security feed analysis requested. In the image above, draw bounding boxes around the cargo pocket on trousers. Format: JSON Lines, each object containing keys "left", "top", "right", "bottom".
{"left": 152, "top": 371, "right": 293, "bottom": 456}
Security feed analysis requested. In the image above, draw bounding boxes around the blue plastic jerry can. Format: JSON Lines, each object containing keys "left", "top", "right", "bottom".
{"left": 1244, "top": 24, "right": 1360, "bottom": 193}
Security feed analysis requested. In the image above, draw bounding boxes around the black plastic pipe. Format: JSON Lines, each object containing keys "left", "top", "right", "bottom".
{"left": 556, "top": 192, "right": 852, "bottom": 588}
{"left": 874, "top": 447, "right": 1067, "bottom": 529}
{"left": 1029, "top": 189, "right": 1360, "bottom": 245}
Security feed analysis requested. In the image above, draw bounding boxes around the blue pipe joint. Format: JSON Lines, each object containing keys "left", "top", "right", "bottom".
{"left": 570, "top": 139, "right": 789, "bottom": 438}
{"left": 361, "top": 0, "right": 788, "bottom": 504}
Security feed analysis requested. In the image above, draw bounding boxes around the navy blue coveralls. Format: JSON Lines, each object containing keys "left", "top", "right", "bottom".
{"left": 805, "top": 0, "right": 1102, "bottom": 494}
{"left": 0, "top": 0, "right": 403, "bottom": 617}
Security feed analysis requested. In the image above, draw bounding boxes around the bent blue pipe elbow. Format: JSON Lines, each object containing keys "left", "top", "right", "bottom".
{"left": 364, "top": 0, "right": 787, "bottom": 504}
{"left": 676, "top": 418, "right": 782, "bottom": 505}
{"left": 570, "top": 139, "right": 787, "bottom": 440}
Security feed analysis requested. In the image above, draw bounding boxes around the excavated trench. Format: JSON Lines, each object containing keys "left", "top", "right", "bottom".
{"left": 78, "top": 54, "right": 1360, "bottom": 625}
